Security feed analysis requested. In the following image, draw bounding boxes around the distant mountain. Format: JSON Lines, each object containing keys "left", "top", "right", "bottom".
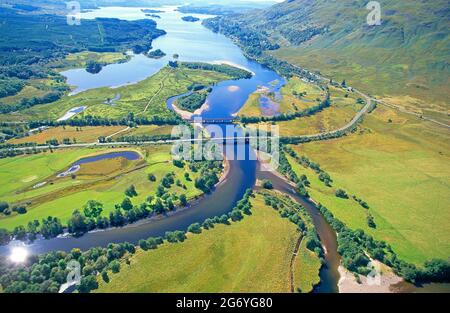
{"left": 205, "top": 0, "right": 450, "bottom": 116}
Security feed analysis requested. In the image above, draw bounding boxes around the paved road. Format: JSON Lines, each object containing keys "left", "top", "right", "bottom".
{"left": 300, "top": 90, "right": 373, "bottom": 140}
{"left": 1, "top": 93, "right": 373, "bottom": 153}
{"left": 291, "top": 64, "right": 449, "bottom": 129}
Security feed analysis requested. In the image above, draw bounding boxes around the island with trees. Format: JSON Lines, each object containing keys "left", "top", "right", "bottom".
{"left": 182, "top": 16, "right": 200, "bottom": 22}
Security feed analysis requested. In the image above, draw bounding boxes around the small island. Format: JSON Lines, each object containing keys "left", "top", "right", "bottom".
{"left": 182, "top": 16, "right": 200, "bottom": 22}
{"left": 147, "top": 49, "right": 166, "bottom": 59}
{"left": 85, "top": 60, "right": 103, "bottom": 74}
{"left": 145, "top": 14, "right": 161, "bottom": 19}
{"left": 176, "top": 86, "right": 212, "bottom": 112}
{"left": 141, "top": 9, "right": 164, "bottom": 14}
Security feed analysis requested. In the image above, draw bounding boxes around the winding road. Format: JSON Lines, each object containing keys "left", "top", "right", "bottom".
{"left": 1, "top": 91, "right": 374, "bottom": 153}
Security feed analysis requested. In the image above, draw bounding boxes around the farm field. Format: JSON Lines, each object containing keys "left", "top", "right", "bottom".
{"left": 112, "top": 125, "right": 175, "bottom": 140}
{"left": 53, "top": 51, "right": 131, "bottom": 71}
{"left": 96, "top": 193, "right": 320, "bottom": 293}
{"left": 0, "top": 145, "right": 206, "bottom": 231}
{"left": 294, "top": 240, "right": 322, "bottom": 293}
{"left": 8, "top": 126, "right": 127, "bottom": 145}
{"left": 0, "top": 66, "right": 232, "bottom": 122}
{"left": 241, "top": 82, "right": 362, "bottom": 137}
{"left": 238, "top": 77, "right": 326, "bottom": 117}
{"left": 0, "top": 78, "right": 67, "bottom": 107}
{"left": 287, "top": 105, "right": 450, "bottom": 264}
{"left": 273, "top": 47, "right": 450, "bottom": 122}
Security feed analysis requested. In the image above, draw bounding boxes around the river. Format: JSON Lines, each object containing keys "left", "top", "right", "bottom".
{"left": 0, "top": 5, "right": 339, "bottom": 292}
{"left": 1, "top": 6, "right": 444, "bottom": 293}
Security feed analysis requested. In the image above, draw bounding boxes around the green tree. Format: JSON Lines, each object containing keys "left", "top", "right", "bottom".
{"left": 78, "top": 275, "right": 98, "bottom": 293}
{"left": 110, "top": 260, "right": 121, "bottom": 273}
{"left": 261, "top": 179, "right": 273, "bottom": 189}
{"left": 335, "top": 189, "right": 349, "bottom": 199}
{"left": 101, "top": 271, "right": 109, "bottom": 283}
{"left": 229, "top": 210, "right": 243, "bottom": 222}
{"left": 125, "top": 185, "right": 138, "bottom": 197}
{"left": 68, "top": 210, "right": 89, "bottom": 236}
{"left": 188, "top": 223, "right": 202, "bottom": 234}
{"left": 121, "top": 197, "right": 133, "bottom": 211}
{"left": 152, "top": 198, "right": 165, "bottom": 214}
{"left": 83, "top": 200, "right": 103, "bottom": 219}
{"left": 179, "top": 194, "right": 188, "bottom": 207}
{"left": 0, "top": 201, "right": 9, "bottom": 213}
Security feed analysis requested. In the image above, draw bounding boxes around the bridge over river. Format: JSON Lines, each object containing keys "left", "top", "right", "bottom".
{"left": 185, "top": 117, "right": 237, "bottom": 124}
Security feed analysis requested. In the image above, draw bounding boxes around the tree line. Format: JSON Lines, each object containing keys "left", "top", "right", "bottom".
{"left": 0, "top": 158, "right": 224, "bottom": 244}
{"left": 0, "top": 189, "right": 254, "bottom": 293}
{"left": 280, "top": 146, "right": 449, "bottom": 284}
{"left": 0, "top": 7, "right": 167, "bottom": 111}
{"left": 181, "top": 62, "right": 253, "bottom": 80}
{"left": 240, "top": 94, "right": 330, "bottom": 124}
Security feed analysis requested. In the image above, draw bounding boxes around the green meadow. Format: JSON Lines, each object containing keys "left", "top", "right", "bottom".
{"left": 294, "top": 240, "right": 322, "bottom": 293}
{"left": 0, "top": 145, "right": 205, "bottom": 231}
{"left": 0, "top": 66, "right": 232, "bottom": 122}
{"left": 96, "top": 193, "right": 320, "bottom": 293}
{"left": 241, "top": 79, "right": 362, "bottom": 137}
{"left": 55, "top": 51, "right": 131, "bottom": 71}
{"left": 287, "top": 105, "right": 450, "bottom": 264}
{"left": 238, "top": 77, "right": 325, "bottom": 117}
{"left": 9, "top": 126, "right": 127, "bottom": 145}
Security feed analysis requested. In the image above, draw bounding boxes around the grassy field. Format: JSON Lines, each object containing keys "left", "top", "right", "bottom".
{"left": 53, "top": 51, "right": 131, "bottom": 71}
{"left": 96, "top": 193, "right": 320, "bottom": 293}
{"left": 0, "top": 145, "right": 205, "bottom": 231}
{"left": 294, "top": 240, "right": 322, "bottom": 293}
{"left": 275, "top": 86, "right": 360, "bottom": 136}
{"left": 238, "top": 77, "right": 326, "bottom": 118}
{"left": 8, "top": 126, "right": 127, "bottom": 144}
{"left": 236, "top": 0, "right": 449, "bottom": 119}
{"left": 279, "top": 77, "right": 326, "bottom": 111}
{"left": 112, "top": 125, "right": 175, "bottom": 140}
{"left": 242, "top": 82, "right": 362, "bottom": 137}
{"left": 0, "top": 66, "right": 232, "bottom": 122}
{"left": 287, "top": 105, "right": 450, "bottom": 264}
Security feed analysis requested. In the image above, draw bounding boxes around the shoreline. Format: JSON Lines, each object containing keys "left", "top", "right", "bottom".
{"left": 0, "top": 154, "right": 232, "bottom": 251}
{"left": 338, "top": 262, "right": 403, "bottom": 293}
{"left": 171, "top": 100, "right": 210, "bottom": 120}
{"left": 210, "top": 60, "right": 256, "bottom": 76}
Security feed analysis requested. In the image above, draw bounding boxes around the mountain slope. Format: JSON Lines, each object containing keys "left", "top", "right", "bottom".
{"left": 205, "top": 0, "right": 450, "bottom": 118}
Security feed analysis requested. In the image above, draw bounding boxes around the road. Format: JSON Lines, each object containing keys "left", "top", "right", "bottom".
{"left": 291, "top": 64, "right": 449, "bottom": 129}
{"left": 1, "top": 93, "right": 373, "bottom": 153}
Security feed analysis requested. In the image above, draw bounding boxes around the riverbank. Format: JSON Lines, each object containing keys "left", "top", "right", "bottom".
{"left": 95, "top": 192, "right": 302, "bottom": 293}
{"left": 210, "top": 60, "right": 255, "bottom": 76}
{"left": 338, "top": 262, "right": 403, "bottom": 293}
{"left": 171, "top": 100, "right": 210, "bottom": 119}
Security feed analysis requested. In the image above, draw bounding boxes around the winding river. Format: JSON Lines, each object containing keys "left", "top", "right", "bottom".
{"left": 3, "top": 6, "right": 441, "bottom": 293}
{"left": 0, "top": 6, "right": 340, "bottom": 292}
{"left": 0, "top": 5, "right": 341, "bottom": 293}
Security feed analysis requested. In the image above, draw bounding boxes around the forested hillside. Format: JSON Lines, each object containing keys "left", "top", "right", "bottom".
{"left": 204, "top": 0, "right": 450, "bottom": 118}
{"left": 0, "top": 7, "right": 165, "bottom": 113}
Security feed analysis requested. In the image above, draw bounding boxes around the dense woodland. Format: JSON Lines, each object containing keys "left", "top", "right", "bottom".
{"left": 203, "top": 17, "right": 320, "bottom": 81}
{"left": 181, "top": 62, "right": 252, "bottom": 80}
{"left": 0, "top": 7, "right": 166, "bottom": 112}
